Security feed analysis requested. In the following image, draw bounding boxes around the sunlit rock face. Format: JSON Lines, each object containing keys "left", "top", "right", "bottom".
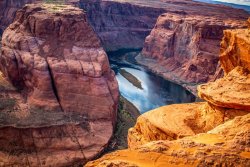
{"left": 220, "top": 24, "right": 250, "bottom": 74}
{"left": 0, "top": 4, "right": 118, "bottom": 166}
{"left": 127, "top": 102, "right": 248, "bottom": 149}
{"left": 86, "top": 113, "right": 250, "bottom": 167}
{"left": 85, "top": 18, "right": 250, "bottom": 167}
{"left": 198, "top": 67, "right": 250, "bottom": 110}
{"left": 138, "top": 13, "right": 248, "bottom": 94}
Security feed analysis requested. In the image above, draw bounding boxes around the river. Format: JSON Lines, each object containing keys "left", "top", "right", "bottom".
{"left": 108, "top": 49, "right": 196, "bottom": 113}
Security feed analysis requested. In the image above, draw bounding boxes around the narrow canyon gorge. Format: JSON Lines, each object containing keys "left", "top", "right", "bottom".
{"left": 0, "top": 0, "right": 249, "bottom": 167}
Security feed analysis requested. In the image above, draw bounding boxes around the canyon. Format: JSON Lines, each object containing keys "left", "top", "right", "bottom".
{"left": 1, "top": 0, "right": 249, "bottom": 51}
{"left": 78, "top": 0, "right": 249, "bottom": 52}
{"left": 0, "top": 0, "right": 249, "bottom": 167}
{"left": 86, "top": 18, "right": 250, "bottom": 167}
{"left": 1, "top": 0, "right": 248, "bottom": 93}
{"left": 0, "top": 3, "right": 118, "bottom": 166}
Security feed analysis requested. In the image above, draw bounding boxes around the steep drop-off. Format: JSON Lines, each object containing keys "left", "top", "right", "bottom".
{"left": 0, "top": 4, "right": 118, "bottom": 166}
{"left": 86, "top": 18, "right": 250, "bottom": 167}
{"left": 138, "top": 13, "right": 248, "bottom": 94}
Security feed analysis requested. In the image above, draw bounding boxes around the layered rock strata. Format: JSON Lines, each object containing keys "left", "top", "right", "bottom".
{"left": 138, "top": 13, "right": 249, "bottom": 94}
{"left": 1, "top": 0, "right": 249, "bottom": 52}
{"left": 0, "top": 4, "right": 118, "bottom": 166}
{"left": 78, "top": 0, "right": 249, "bottom": 51}
{"left": 85, "top": 18, "right": 250, "bottom": 167}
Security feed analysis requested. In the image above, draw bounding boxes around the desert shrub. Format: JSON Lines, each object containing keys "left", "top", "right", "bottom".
{"left": 43, "top": 0, "right": 66, "bottom": 4}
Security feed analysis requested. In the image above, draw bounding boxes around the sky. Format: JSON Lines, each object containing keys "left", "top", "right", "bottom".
{"left": 214, "top": 0, "right": 250, "bottom": 6}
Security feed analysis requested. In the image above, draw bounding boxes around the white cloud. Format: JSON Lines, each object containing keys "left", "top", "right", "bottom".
{"left": 215, "top": 0, "right": 250, "bottom": 6}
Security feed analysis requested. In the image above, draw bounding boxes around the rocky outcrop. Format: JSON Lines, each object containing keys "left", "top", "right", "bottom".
{"left": 0, "top": 3, "right": 118, "bottom": 166}
{"left": 128, "top": 102, "right": 248, "bottom": 148}
{"left": 86, "top": 113, "right": 250, "bottom": 167}
{"left": 85, "top": 18, "right": 250, "bottom": 167}
{"left": 138, "top": 12, "right": 248, "bottom": 94}
{"left": 198, "top": 67, "right": 250, "bottom": 110}
{"left": 220, "top": 22, "right": 250, "bottom": 74}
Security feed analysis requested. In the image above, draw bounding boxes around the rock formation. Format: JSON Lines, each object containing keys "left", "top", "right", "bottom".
{"left": 138, "top": 12, "right": 249, "bottom": 94}
{"left": 85, "top": 18, "right": 250, "bottom": 167}
{"left": 0, "top": 3, "right": 118, "bottom": 166}
{"left": 87, "top": 113, "right": 250, "bottom": 167}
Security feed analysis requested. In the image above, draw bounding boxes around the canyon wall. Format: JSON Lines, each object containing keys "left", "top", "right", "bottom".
{"left": 86, "top": 18, "right": 250, "bottom": 167}
{"left": 0, "top": 0, "right": 249, "bottom": 53}
{"left": 77, "top": 0, "right": 165, "bottom": 51}
{"left": 78, "top": 0, "right": 249, "bottom": 51}
{"left": 138, "top": 12, "right": 248, "bottom": 94}
{"left": 0, "top": 0, "right": 165, "bottom": 51}
{"left": 0, "top": 4, "right": 118, "bottom": 166}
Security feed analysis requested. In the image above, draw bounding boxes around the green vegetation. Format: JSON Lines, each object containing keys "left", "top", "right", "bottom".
{"left": 42, "top": 0, "right": 69, "bottom": 12}
{"left": 120, "top": 69, "right": 143, "bottom": 90}
{"left": 43, "top": 0, "right": 66, "bottom": 4}
{"left": 108, "top": 96, "right": 140, "bottom": 150}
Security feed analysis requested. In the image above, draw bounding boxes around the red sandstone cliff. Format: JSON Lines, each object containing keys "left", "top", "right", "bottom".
{"left": 137, "top": 11, "right": 249, "bottom": 94}
{"left": 0, "top": 3, "right": 118, "bottom": 166}
{"left": 79, "top": 0, "right": 249, "bottom": 51}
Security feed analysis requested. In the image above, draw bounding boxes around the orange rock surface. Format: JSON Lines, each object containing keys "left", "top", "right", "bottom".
{"left": 128, "top": 102, "right": 248, "bottom": 148}
{"left": 198, "top": 67, "right": 250, "bottom": 110}
{"left": 86, "top": 113, "right": 250, "bottom": 167}
{"left": 220, "top": 24, "right": 250, "bottom": 73}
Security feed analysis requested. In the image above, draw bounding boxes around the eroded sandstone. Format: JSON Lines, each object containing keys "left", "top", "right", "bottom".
{"left": 198, "top": 66, "right": 250, "bottom": 110}
{"left": 138, "top": 13, "right": 248, "bottom": 94}
{"left": 220, "top": 26, "right": 250, "bottom": 73}
{"left": 86, "top": 113, "right": 250, "bottom": 167}
{"left": 0, "top": 3, "right": 118, "bottom": 166}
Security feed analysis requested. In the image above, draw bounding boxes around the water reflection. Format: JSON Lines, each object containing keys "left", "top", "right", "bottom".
{"left": 108, "top": 49, "right": 196, "bottom": 113}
